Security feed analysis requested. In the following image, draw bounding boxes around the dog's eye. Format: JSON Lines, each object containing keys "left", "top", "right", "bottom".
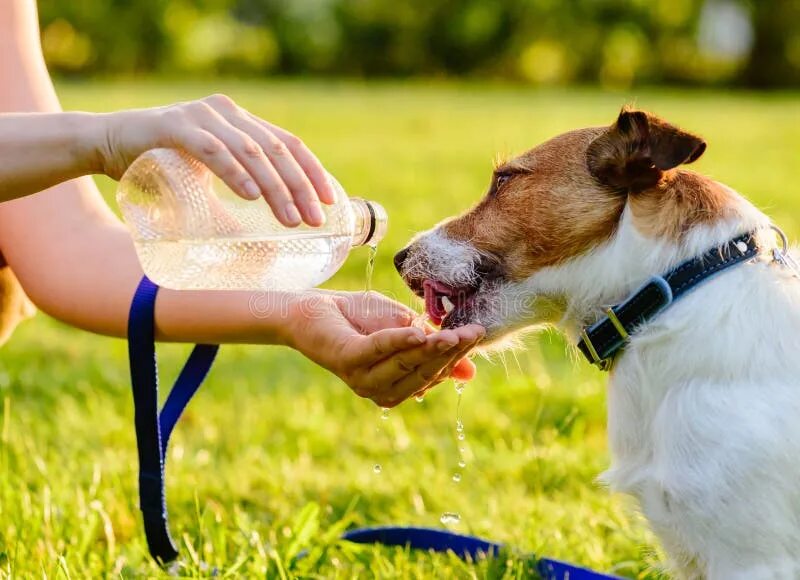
{"left": 496, "top": 174, "right": 510, "bottom": 188}
{"left": 492, "top": 173, "right": 512, "bottom": 195}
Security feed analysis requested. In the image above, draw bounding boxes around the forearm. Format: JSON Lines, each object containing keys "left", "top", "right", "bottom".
{"left": 0, "top": 112, "right": 104, "bottom": 201}
{"left": 0, "top": 190, "right": 292, "bottom": 344}
{"left": 0, "top": 4, "right": 292, "bottom": 347}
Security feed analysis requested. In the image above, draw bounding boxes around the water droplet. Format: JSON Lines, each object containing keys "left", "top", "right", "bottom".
{"left": 440, "top": 512, "right": 461, "bottom": 525}
{"left": 380, "top": 408, "right": 389, "bottom": 420}
{"left": 414, "top": 395, "right": 425, "bottom": 403}
{"left": 458, "top": 433, "right": 465, "bottom": 441}
{"left": 452, "top": 473, "right": 462, "bottom": 483}
{"left": 458, "top": 460, "right": 466, "bottom": 468}
{"left": 373, "top": 464, "right": 382, "bottom": 474}
{"left": 454, "top": 381, "right": 465, "bottom": 395}
{"left": 459, "top": 447, "right": 466, "bottom": 454}
{"left": 456, "top": 420, "right": 464, "bottom": 432}
{"left": 365, "top": 244, "right": 378, "bottom": 292}
{"left": 412, "top": 313, "right": 429, "bottom": 329}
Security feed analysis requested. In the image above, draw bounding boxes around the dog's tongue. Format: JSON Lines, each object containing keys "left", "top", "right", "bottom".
{"left": 423, "top": 280, "right": 450, "bottom": 326}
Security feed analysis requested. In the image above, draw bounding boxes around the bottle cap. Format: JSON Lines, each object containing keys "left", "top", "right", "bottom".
{"left": 351, "top": 198, "right": 388, "bottom": 246}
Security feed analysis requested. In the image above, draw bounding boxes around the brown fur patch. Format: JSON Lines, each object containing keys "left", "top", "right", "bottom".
{"left": 443, "top": 127, "right": 626, "bottom": 282}
{"left": 629, "top": 170, "right": 737, "bottom": 240}
{"left": 439, "top": 108, "right": 734, "bottom": 281}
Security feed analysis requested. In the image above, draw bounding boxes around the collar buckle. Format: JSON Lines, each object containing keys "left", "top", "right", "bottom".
{"left": 579, "top": 327, "right": 611, "bottom": 370}
{"left": 580, "top": 307, "right": 628, "bottom": 371}
{"left": 771, "top": 224, "right": 800, "bottom": 276}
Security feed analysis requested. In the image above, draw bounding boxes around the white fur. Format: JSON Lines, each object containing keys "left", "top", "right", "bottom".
{"left": 410, "top": 184, "right": 800, "bottom": 578}
{"left": 402, "top": 228, "right": 484, "bottom": 288}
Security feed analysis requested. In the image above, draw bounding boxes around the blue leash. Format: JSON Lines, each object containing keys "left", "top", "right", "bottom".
{"left": 127, "top": 276, "right": 219, "bottom": 562}
{"left": 127, "top": 275, "right": 621, "bottom": 578}
{"left": 340, "top": 527, "right": 622, "bottom": 579}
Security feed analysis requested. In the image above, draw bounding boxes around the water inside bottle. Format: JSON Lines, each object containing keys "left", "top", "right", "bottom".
{"left": 135, "top": 234, "right": 351, "bottom": 291}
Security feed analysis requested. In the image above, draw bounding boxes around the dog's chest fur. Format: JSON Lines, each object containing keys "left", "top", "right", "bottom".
{"left": 564, "top": 207, "right": 800, "bottom": 578}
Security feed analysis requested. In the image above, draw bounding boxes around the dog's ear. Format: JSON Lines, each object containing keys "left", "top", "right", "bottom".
{"left": 586, "top": 107, "right": 706, "bottom": 192}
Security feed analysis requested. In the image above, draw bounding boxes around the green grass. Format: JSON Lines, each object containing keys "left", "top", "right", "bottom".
{"left": 1, "top": 80, "right": 799, "bottom": 578}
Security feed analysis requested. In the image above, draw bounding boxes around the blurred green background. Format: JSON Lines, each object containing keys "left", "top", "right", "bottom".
{"left": 1, "top": 1, "right": 800, "bottom": 578}
{"left": 38, "top": 0, "right": 800, "bottom": 87}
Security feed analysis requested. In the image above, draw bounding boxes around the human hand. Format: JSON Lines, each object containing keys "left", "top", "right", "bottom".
{"left": 94, "top": 94, "right": 335, "bottom": 227}
{"left": 285, "top": 290, "right": 484, "bottom": 407}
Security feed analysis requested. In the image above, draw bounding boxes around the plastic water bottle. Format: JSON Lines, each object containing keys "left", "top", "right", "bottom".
{"left": 116, "top": 148, "right": 387, "bottom": 291}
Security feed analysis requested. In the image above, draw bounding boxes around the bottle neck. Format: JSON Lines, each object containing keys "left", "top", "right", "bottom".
{"left": 350, "top": 198, "right": 388, "bottom": 247}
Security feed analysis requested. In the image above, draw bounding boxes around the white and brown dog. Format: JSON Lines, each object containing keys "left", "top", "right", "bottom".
{"left": 394, "top": 108, "right": 800, "bottom": 579}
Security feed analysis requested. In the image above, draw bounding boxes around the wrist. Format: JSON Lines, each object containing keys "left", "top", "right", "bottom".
{"left": 278, "top": 291, "right": 339, "bottom": 357}
{"left": 71, "top": 112, "right": 111, "bottom": 175}
{"left": 249, "top": 291, "right": 306, "bottom": 349}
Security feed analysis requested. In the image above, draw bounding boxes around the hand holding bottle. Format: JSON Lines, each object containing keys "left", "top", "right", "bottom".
{"left": 0, "top": 94, "right": 333, "bottom": 226}
{"left": 98, "top": 93, "right": 335, "bottom": 226}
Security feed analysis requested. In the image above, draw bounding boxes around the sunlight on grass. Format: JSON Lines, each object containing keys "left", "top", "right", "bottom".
{"left": 0, "top": 80, "right": 797, "bottom": 577}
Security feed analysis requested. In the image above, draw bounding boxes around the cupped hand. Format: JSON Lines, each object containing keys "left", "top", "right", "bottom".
{"left": 95, "top": 93, "right": 334, "bottom": 227}
{"left": 286, "top": 290, "right": 484, "bottom": 407}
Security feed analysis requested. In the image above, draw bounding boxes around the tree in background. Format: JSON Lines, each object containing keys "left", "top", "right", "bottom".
{"left": 743, "top": 0, "right": 800, "bottom": 87}
{"left": 36, "top": 0, "right": 800, "bottom": 88}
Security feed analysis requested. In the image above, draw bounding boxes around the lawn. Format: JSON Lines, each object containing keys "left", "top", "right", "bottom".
{"left": 1, "top": 80, "right": 798, "bottom": 578}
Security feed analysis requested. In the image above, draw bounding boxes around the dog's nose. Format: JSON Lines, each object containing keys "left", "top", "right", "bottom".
{"left": 393, "top": 247, "right": 409, "bottom": 273}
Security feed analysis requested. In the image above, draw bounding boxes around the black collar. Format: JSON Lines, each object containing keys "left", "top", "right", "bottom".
{"left": 577, "top": 231, "right": 760, "bottom": 371}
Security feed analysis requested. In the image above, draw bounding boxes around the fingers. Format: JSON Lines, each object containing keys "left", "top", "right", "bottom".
{"left": 194, "top": 108, "right": 308, "bottom": 226}
{"left": 162, "top": 94, "right": 331, "bottom": 227}
{"left": 337, "top": 291, "right": 416, "bottom": 334}
{"left": 175, "top": 126, "right": 262, "bottom": 202}
{"left": 252, "top": 115, "right": 336, "bottom": 205}
{"left": 367, "top": 328, "right": 465, "bottom": 386}
{"left": 411, "top": 353, "right": 476, "bottom": 400}
{"left": 390, "top": 333, "right": 481, "bottom": 403}
{"left": 412, "top": 348, "right": 478, "bottom": 400}
{"left": 362, "top": 325, "right": 484, "bottom": 407}
{"left": 224, "top": 111, "right": 326, "bottom": 226}
{"left": 348, "top": 326, "right": 427, "bottom": 368}
{"left": 450, "top": 357, "right": 477, "bottom": 381}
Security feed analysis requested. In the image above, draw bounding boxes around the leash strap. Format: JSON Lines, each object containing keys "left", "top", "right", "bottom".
{"left": 341, "top": 527, "right": 622, "bottom": 579}
{"left": 128, "top": 276, "right": 219, "bottom": 563}
{"left": 127, "top": 276, "right": 620, "bottom": 577}
{"left": 578, "top": 232, "right": 759, "bottom": 369}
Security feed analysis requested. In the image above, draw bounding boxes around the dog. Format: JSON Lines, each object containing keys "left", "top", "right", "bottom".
{"left": 394, "top": 107, "right": 800, "bottom": 579}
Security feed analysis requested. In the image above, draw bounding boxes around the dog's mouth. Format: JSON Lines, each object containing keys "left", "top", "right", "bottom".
{"left": 423, "top": 279, "right": 477, "bottom": 327}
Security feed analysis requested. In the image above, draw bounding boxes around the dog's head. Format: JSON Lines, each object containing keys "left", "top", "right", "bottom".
{"left": 395, "top": 107, "right": 715, "bottom": 344}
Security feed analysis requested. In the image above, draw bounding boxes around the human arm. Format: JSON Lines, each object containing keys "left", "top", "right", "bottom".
{"left": 0, "top": 0, "right": 481, "bottom": 407}
{"left": 0, "top": 3, "right": 333, "bottom": 228}
{"left": 0, "top": 97, "right": 337, "bottom": 227}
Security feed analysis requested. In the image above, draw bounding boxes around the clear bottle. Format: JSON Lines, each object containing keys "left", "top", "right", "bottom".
{"left": 116, "top": 148, "right": 387, "bottom": 291}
